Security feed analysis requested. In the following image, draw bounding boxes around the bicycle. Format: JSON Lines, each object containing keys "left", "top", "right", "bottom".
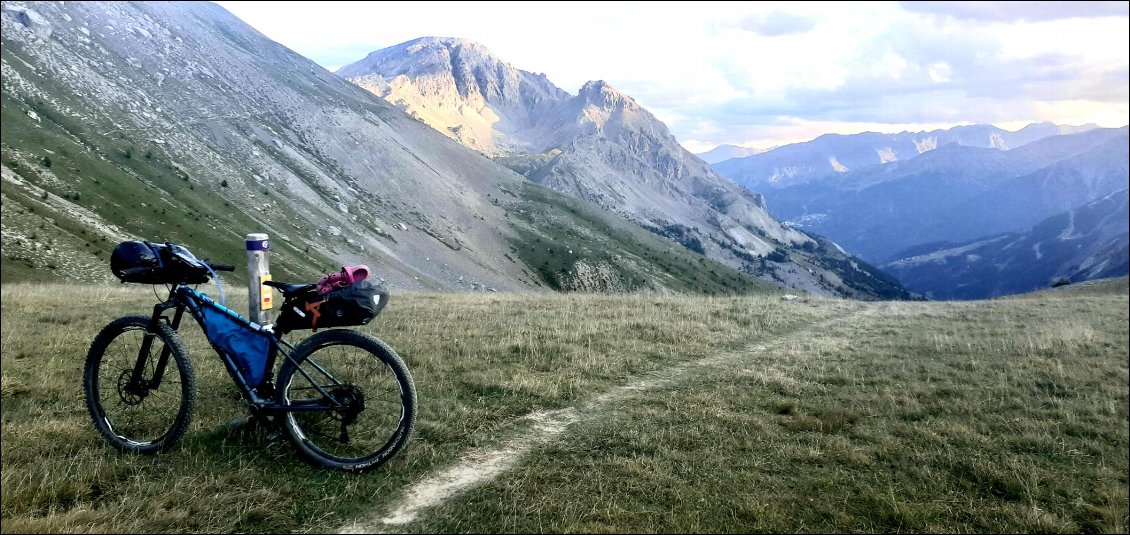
{"left": 83, "top": 240, "right": 416, "bottom": 472}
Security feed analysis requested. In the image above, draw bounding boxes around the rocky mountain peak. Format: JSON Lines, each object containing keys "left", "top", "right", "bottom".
{"left": 577, "top": 80, "right": 635, "bottom": 111}
{"left": 341, "top": 36, "right": 487, "bottom": 77}
{"left": 566, "top": 79, "right": 665, "bottom": 141}
{"left": 404, "top": 37, "right": 504, "bottom": 78}
{"left": 339, "top": 36, "right": 565, "bottom": 105}
{"left": 408, "top": 36, "right": 483, "bottom": 50}
{"left": 338, "top": 36, "right": 569, "bottom": 155}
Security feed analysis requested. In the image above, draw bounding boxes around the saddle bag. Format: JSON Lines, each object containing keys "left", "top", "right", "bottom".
{"left": 275, "top": 279, "right": 388, "bottom": 332}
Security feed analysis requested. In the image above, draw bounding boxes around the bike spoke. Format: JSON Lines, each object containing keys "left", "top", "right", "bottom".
{"left": 282, "top": 335, "right": 413, "bottom": 468}
{"left": 90, "top": 324, "right": 190, "bottom": 449}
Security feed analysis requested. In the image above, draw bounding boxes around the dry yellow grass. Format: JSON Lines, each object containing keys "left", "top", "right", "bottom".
{"left": 1, "top": 281, "right": 1126, "bottom": 533}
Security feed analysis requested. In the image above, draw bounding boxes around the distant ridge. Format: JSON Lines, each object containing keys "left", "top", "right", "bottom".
{"left": 713, "top": 122, "right": 1102, "bottom": 191}
{"left": 695, "top": 144, "right": 763, "bottom": 164}
{"left": 717, "top": 126, "right": 1128, "bottom": 263}
{"left": 884, "top": 188, "right": 1129, "bottom": 300}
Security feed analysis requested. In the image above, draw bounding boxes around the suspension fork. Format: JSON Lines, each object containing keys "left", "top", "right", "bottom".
{"left": 148, "top": 302, "right": 185, "bottom": 390}
{"left": 127, "top": 295, "right": 183, "bottom": 394}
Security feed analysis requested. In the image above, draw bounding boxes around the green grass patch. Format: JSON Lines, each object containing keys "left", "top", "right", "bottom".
{"left": 2, "top": 283, "right": 1125, "bottom": 533}
{"left": 1, "top": 283, "right": 831, "bottom": 533}
{"left": 410, "top": 288, "right": 1129, "bottom": 534}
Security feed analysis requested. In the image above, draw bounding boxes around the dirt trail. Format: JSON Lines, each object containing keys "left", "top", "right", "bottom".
{"left": 335, "top": 302, "right": 872, "bottom": 533}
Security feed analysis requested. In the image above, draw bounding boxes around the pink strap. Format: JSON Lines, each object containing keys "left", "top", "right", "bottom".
{"left": 316, "top": 265, "right": 370, "bottom": 294}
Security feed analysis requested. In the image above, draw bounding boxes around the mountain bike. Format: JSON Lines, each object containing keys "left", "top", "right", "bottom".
{"left": 82, "top": 241, "right": 416, "bottom": 472}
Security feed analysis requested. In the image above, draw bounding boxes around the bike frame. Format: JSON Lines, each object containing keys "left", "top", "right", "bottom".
{"left": 129, "top": 284, "right": 350, "bottom": 414}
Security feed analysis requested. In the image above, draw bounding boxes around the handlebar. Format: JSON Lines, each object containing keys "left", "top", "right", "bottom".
{"left": 121, "top": 261, "right": 233, "bottom": 277}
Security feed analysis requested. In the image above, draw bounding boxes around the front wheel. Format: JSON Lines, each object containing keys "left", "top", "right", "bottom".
{"left": 276, "top": 329, "right": 416, "bottom": 472}
{"left": 83, "top": 315, "right": 197, "bottom": 454}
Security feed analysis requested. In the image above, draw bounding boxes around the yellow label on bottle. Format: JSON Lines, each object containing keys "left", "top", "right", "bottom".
{"left": 260, "top": 273, "right": 273, "bottom": 310}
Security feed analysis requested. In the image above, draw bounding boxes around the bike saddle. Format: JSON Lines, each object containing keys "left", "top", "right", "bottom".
{"left": 263, "top": 280, "right": 316, "bottom": 296}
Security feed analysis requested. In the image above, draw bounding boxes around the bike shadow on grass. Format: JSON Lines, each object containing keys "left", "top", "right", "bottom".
{"left": 176, "top": 413, "right": 299, "bottom": 468}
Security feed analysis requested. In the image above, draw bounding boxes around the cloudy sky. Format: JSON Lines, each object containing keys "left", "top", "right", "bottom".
{"left": 216, "top": 1, "right": 1129, "bottom": 153}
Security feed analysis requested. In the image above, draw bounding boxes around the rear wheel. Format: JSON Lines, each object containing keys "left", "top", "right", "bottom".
{"left": 276, "top": 329, "right": 416, "bottom": 472}
{"left": 83, "top": 316, "right": 196, "bottom": 454}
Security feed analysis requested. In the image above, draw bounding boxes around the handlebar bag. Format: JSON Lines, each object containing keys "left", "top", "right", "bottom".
{"left": 110, "top": 240, "right": 209, "bottom": 284}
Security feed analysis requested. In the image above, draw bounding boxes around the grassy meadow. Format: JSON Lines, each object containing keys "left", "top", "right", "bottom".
{"left": 1, "top": 280, "right": 1127, "bottom": 533}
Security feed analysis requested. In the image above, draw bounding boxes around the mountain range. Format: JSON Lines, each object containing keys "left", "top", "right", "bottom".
{"left": 712, "top": 126, "right": 1128, "bottom": 264}
{"left": 338, "top": 37, "right": 909, "bottom": 299}
{"left": 0, "top": 2, "right": 780, "bottom": 296}
{"left": 883, "top": 188, "right": 1129, "bottom": 300}
{"left": 706, "top": 121, "right": 1128, "bottom": 299}
{"left": 8, "top": 2, "right": 1116, "bottom": 302}
{"left": 713, "top": 122, "right": 1102, "bottom": 192}
{"left": 0, "top": 2, "right": 908, "bottom": 299}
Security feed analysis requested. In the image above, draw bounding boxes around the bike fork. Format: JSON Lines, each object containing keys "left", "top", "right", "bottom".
{"left": 127, "top": 303, "right": 185, "bottom": 394}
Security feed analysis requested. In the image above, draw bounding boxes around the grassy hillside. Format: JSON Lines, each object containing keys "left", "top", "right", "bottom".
{"left": 1, "top": 281, "right": 1126, "bottom": 533}
{"left": 503, "top": 182, "right": 782, "bottom": 295}
{"left": 0, "top": 82, "right": 331, "bottom": 284}
{"left": 1005, "top": 275, "right": 1130, "bottom": 299}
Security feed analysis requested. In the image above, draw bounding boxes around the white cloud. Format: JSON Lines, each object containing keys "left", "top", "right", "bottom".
{"left": 928, "top": 62, "right": 952, "bottom": 83}
{"left": 739, "top": 10, "right": 817, "bottom": 36}
{"left": 214, "top": 1, "right": 1129, "bottom": 152}
{"left": 900, "top": 1, "right": 1129, "bottom": 23}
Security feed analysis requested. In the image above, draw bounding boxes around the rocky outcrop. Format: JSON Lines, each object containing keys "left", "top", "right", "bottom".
{"left": 3, "top": 4, "right": 52, "bottom": 40}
